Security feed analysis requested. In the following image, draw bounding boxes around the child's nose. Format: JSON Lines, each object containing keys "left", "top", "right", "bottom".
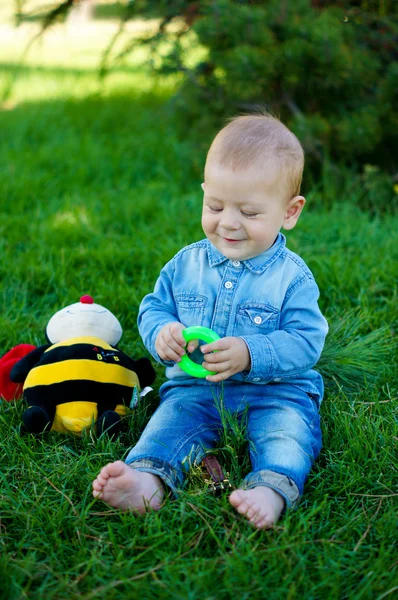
{"left": 219, "top": 209, "right": 240, "bottom": 230}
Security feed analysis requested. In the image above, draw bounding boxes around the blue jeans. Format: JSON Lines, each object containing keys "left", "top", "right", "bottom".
{"left": 125, "top": 381, "right": 322, "bottom": 507}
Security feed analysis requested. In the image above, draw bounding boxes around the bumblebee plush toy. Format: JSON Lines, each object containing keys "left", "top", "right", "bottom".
{"left": 10, "top": 296, "right": 156, "bottom": 436}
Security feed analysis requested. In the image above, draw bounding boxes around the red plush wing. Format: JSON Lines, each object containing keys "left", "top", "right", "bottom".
{"left": 0, "top": 344, "right": 37, "bottom": 401}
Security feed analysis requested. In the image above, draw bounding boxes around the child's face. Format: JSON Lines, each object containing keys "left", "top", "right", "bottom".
{"left": 201, "top": 162, "right": 304, "bottom": 261}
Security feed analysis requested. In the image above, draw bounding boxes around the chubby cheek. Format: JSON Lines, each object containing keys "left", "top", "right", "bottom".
{"left": 201, "top": 213, "right": 216, "bottom": 235}
{"left": 248, "top": 224, "right": 267, "bottom": 242}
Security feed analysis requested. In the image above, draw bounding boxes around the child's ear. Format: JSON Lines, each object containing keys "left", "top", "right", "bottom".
{"left": 283, "top": 196, "right": 305, "bottom": 230}
{"left": 201, "top": 182, "right": 205, "bottom": 192}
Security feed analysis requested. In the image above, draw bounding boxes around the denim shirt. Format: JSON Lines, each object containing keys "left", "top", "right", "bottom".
{"left": 138, "top": 233, "right": 328, "bottom": 401}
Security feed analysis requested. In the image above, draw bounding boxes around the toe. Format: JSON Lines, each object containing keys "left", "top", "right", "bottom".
{"left": 92, "top": 488, "right": 102, "bottom": 498}
{"left": 229, "top": 490, "right": 246, "bottom": 507}
{"left": 92, "top": 480, "right": 103, "bottom": 491}
{"left": 98, "top": 465, "right": 112, "bottom": 479}
{"left": 106, "top": 460, "right": 128, "bottom": 477}
{"left": 254, "top": 513, "right": 274, "bottom": 529}
{"left": 246, "top": 508, "right": 258, "bottom": 520}
{"left": 94, "top": 475, "right": 107, "bottom": 487}
{"left": 236, "top": 500, "right": 252, "bottom": 516}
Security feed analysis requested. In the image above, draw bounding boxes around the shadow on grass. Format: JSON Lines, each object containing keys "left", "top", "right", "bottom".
{"left": 0, "top": 60, "right": 153, "bottom": 79}
{"left": 17, "top": 2, "right": 165, "bottom": 23}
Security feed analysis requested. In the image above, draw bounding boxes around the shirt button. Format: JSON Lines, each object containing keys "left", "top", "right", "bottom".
{"left": 253, "top": 377, "right": 261, "bottom": 382}
{"left": 254, "top": 316, "right": 262, "bottom": 324}
{"left": 224, "top": 281, "right": 233, "bottom": 289}
{"left": 232, "top": 260, "right": 241, "bottom": 267}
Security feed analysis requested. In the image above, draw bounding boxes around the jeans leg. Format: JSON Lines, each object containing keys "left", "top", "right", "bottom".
{"left": 242, "top": 384, "right": 322, "bottom": 507}
{"left": 125, "top": 383, "right": 223, "bottom": 491}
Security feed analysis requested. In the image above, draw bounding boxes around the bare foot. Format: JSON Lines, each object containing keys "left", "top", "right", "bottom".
{"left": 229, "top": 486, "right": 285, "bottom": 529}
{"left": 92, "top": 460, "right": 164, "bottom": 513}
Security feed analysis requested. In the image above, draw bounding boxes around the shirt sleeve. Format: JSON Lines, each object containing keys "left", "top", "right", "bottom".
{"left": 240, "top": 275, "right": 328, "bottom": 383}
{"left": 137, "top": 257, "right": 180, "bottom": 366}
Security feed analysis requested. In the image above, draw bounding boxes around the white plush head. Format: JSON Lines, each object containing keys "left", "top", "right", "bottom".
{"left": 46, "top": 295, "right": 123, "bottom": 346}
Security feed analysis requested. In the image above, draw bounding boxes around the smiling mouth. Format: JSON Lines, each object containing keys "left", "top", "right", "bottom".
{"left": 223, "top": 237, "right": 243, "bottom": 244}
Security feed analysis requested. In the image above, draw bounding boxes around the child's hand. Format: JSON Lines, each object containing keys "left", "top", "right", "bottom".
{"left": 200, "top": 337, "right": 251, "bottom": 382}
{"left": 155, "top": 322, "right": 198, "bottom": 363}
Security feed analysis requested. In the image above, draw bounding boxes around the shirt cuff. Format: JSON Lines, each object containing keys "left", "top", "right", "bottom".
{"left": 239, "top": 335, "right": 273, "bottom": 383}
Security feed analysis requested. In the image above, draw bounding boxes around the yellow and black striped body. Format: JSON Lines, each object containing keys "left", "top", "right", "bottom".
{"left": 23, "top": 336, "right": 140, "bottom": 433}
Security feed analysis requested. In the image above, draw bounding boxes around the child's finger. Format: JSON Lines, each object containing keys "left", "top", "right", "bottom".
{"left": 202, "top": 349, "right": 228, "bottom": 363}
{"left": 168, "top": 323, "right": 187, "bottom": 347}
{"left": 202, "top": 358, "right": 229, "bottom": 372}
{"left": 157, "top": 338, "right": 185, "bottom": 362}
{"left": 170, "top": 338, "right": 186, "bottom": 356}
{"left": 187, "top": 339, "right": 199, "bottom": 353}
{"left": 165, "top": 338, "right": 186, "bottom": 357}
{"left": 200, "top": 338, "right": 229, "bottom": 354}
{"left": 161, "top": 330, "right": 186, "bottom": 357}
{"left": 205, "top": 369, "right": 231, "bottom": 383}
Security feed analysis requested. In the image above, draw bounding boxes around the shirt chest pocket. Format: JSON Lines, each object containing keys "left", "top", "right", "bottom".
{"left": 233, "top": 303, "right": 280, "bottom": 336}
{"left": 175, "top": 294, "right": 207, "bottom": 327}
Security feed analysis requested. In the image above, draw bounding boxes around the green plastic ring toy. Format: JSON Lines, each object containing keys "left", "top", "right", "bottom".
{"left": 179, "top": 326, "right": 220, "bottom": 378}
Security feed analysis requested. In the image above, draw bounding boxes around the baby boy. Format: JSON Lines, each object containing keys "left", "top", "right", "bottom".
{"left": 92, "top": 113, "right": 328, "bottom": 528}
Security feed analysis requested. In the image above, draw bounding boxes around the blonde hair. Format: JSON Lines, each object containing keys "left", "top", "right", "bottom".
{"left": 205, "top": 113, "right": 304, "bottom": 199}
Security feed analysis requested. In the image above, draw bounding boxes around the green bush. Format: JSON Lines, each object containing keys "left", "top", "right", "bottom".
{"left": 15, "top": 1, "right": 398, "bottom": 198}
{"left": 130, "top": 0, "right": 398, "bottom": 176}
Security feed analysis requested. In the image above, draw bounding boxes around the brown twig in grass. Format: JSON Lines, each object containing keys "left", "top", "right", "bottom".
{"left": 44, "top": 476, "right": 79, "bottom": 516}
{"left": 362, "top": 399, "right": 395, "bottom": 405}
{"left": 349, "top": 493, "right": 398, "bottom": 498}
{"left": 353, "top": 499, "right": 383, "bottom": 552}
{"left": 89, "top": 509, "right": 123, "bottom": 516}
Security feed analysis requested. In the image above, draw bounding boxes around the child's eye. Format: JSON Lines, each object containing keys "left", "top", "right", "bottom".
{"left": 209, "top": 206, "right": 222, "bottom": 213}
{"left": 241, "top": 211, "right": 258, "bottom": 218}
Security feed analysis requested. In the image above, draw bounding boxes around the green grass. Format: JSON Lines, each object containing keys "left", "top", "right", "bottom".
{"left": 1, "top": 19, "right": 397, "bottom": 600}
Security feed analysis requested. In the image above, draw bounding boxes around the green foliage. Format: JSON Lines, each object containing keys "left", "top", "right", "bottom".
{"left": 129, "top": 0, "right": 398, "bottom": 178}
{"left": 13, "top": 2, "right": 398, "bottom": 194}
{"left": 317, "top": 310, "right": 394, "bottom": 391}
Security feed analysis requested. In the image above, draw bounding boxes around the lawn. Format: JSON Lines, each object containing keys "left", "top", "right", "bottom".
{"left": 0, "top": 14, "right": 397, "bottom": 600}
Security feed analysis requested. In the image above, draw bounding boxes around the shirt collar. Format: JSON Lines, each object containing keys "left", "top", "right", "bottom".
{"left": 206, "top": 233, "right": 286, "bottom": 275}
